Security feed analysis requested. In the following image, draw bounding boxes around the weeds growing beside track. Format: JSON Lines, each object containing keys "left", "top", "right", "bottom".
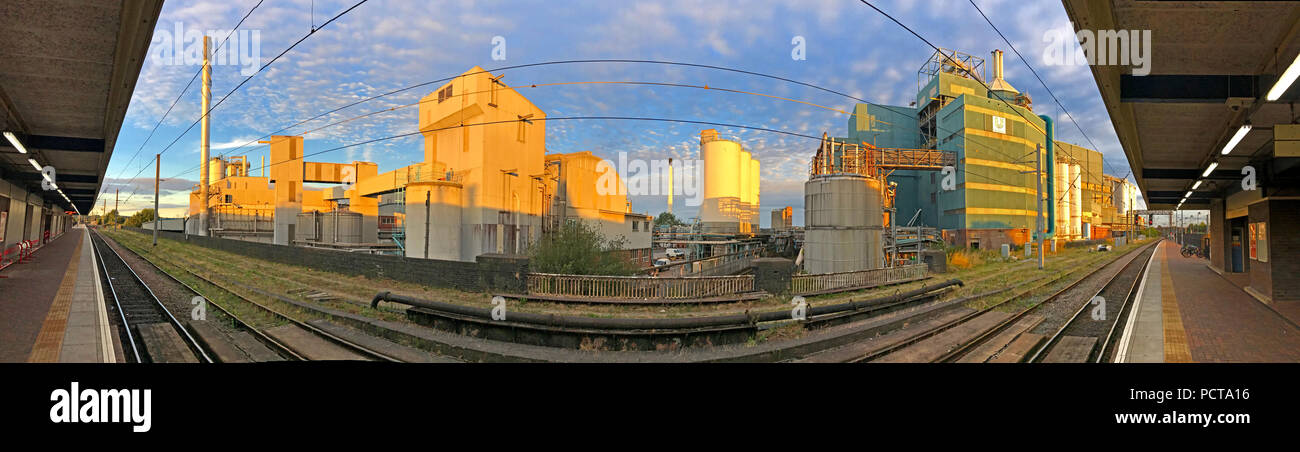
{"left": 103, "top": 228, "right": 1151, "bottom": 333}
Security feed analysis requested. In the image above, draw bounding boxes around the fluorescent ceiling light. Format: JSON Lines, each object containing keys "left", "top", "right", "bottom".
{"left": 1268, "top": 52, "right": 1300, "bottom": 101}
{"left": 1192, "top": 180, "right": 1202, "bottom": 190}
{"left": 4, "top": 131, "right": 27, "bottom": 154}
{"left": 1202, "top": 162, "right": 1219, "bottom": 178}
{"left": 1220, "top": 125, "right": 1252, "bottom": 155}
{"left": 1185, "top": 191, "right": 1193, "bottom": 198}
{"left": 28, "top": 158, "right": 42, "bottom": 172}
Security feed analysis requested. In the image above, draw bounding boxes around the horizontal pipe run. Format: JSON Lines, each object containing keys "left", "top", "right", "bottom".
{"left": 371, "top": 279, "right": 962, "bottom": 332}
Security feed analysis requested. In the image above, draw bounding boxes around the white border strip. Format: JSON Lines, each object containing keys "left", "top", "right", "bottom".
{"left": 1114, "top": 240, "right": 1161, "bottom": 363}
{"left": 87, "top": 227, "right": 116, "bottom": 363}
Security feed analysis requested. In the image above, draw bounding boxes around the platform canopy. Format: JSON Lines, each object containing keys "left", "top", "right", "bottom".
{"left": 0, "top": 0, "right": 163, "bottom": 213}
{"left": 1064, "top": 0, "right": 1300, "bottom": 209}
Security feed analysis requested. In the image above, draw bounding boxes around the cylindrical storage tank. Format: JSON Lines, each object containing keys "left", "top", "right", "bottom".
{"left": 750, "top": 158, "right": 761, "bottom": 232}
{"left": 296, "top": 211, "right": 320, "bottom": 242}
{"left": 737, "top": 149, "right": 751, "bottom": 232}
{"left": 209, "top": 157, "right": 226, "bottom": 184}
{"left": 701, "top": 133, "right": 741, "bottom": 231}
{"left": 404, "top": 181, "right": 463, "bottom": 261}
{"left": 803, "top": 174, "right": 883, "bottom": 274}
{"left": 317, "top": 211, "right": 362, "bottom": 244}
{"left": 1069, "top": 164, "right": 1082, "bottom": 238}
{"left": 1055, "top": 162, "right": 1070, "bottom": 236}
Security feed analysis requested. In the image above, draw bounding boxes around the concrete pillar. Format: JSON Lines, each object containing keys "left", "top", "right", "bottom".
{"left": 1266, "top": 200, "right": 1300, "bottom": 301}
{"left": 920, "top": 249, "right": 946, "bottom": 273}
{"left": 477, "top": 253, "right": 528, "bottom": 293}
{"left": 269, "top": 136, "right": 305, "bottom": 245}
{"left": 1209, "top": 196, "right": 1227, "bottom": 272}
{"left": 753, "top": 257, "right": 795, "bottom": 295}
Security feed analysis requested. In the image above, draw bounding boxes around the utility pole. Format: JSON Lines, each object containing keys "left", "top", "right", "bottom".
{"left": 199, "top": 35, "right": 211, "bottom": 236}
{"left": 114, "top": 188, "right": 119, "bottom": 213}
{"left": 1036, "top": 144, "right": 1044, "bottom": 269}
{"left": 153, "top": 153, "right": 160, "bottom": 246}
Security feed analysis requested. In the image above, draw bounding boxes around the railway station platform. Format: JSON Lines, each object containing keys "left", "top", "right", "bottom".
{"left": 1118, "top": 240, "right": 1300, "bottom": 363}
{"left": 0, "top": 225, "right": 117, "bottom": 363}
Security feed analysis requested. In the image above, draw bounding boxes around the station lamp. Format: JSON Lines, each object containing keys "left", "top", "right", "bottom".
{"left": 28, "top": 158, "right": 42, "bottom": 172}
{"left": 1192, "top": 180, "right": 1202, "bottom": 190}
{"left": 3, "top": 131, "right": 28, "bottom": 153}
{"left": 1220, "top": 124, "right": 1252, "bottom": 155}
{"left": 1202, "top": 162, "right": 1219, "bottom": 178}
{"left": 1267, "top": 52, "right": 1300, "bottom": 101}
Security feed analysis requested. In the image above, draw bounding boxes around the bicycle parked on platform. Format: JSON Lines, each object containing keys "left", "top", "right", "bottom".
{"left": 1180, "top": 244, "right": 1209, "bottom": 259}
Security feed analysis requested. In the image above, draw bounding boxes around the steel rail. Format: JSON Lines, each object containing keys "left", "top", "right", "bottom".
{"left": 1028, "top": 240, "right": 1161, "bottom": 363}
{"left": 91, "top": 230, "right": 213, "bottom": 363}
{"left": 848, "top": 240, "right": 1159, "bottom": 363}
{"left": 139, "top": 249, "right": 401, "bottom": 362}
{"left": 102, "top": 232, "right": 307, "bottom": 361}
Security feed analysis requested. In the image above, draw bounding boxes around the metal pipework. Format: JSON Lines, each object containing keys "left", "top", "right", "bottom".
{"left": 370, "top": 279, "right": 963, "bottom": 331}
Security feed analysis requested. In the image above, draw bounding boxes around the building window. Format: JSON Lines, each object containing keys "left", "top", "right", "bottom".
{"left": 224, "top": 194, "right": 232, "bottom": 203}
{"left": 632, "top": 220, "right": 638, "bottom": 231}
{"left": 437, "top": 85, "right": 453, "bottom": 103}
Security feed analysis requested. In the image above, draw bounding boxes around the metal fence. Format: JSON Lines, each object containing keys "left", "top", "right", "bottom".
{"left": 526, "top": 272, "right": 755, "bottom": 300}
{"left": 789, "top": 263, "right": 928, "bottom": 296}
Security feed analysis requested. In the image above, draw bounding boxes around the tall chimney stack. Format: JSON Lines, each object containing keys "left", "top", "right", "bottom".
{"left": 199, "top": 36, "right": 211, "bottom": 236}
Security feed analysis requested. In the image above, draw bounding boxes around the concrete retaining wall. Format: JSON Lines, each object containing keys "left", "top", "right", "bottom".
{"left": 130, "top": 228, "right": 526, "bottom": 292}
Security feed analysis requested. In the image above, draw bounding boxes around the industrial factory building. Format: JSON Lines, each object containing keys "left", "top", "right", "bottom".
{"left": 770, "top": 206, "right": 793, "bottom": 232}
{"left": 186, "top": 66, "right": 651, "bottom": 264}
{"left": 828, "top": 48, "right": 1138, "bottom": 252}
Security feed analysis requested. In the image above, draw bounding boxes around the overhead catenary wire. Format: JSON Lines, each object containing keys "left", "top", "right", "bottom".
{"left": 186, "top": 116, "right": 835, "bottom": 185}
{"left": 119, "top": 0, "right": 370, "bottom": 207}
{"left": 858, "top": 0, "right": 1095, "bottom": 169}
{"left": 135, "top": 69, "right": 1028, "bottom": 210}
{"left": 860, "top": 0, "right": 1119, "bottom": 230}
{"left": 167, "top": 79, "right": 869, "bottom": 180}
{"left": 100, "top": 0, "right": 267, "bottom": 208}
{"left": 967, "top": 0, "right": 1128, "bottom": 181}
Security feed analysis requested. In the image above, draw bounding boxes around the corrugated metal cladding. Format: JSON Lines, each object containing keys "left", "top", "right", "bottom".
{"left": 847, "top": 69, "right": 1109, "bottom": 245}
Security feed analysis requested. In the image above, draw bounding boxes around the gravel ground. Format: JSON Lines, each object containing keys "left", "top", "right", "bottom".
{"left": 1057, "top": 244, "right": 1159, "bottom": 347}
{"left": 97, "top": 231, "right": 249, "bottom": 342}
{"left": 1028, "top": 242, "right": 1159, "bottom": 336}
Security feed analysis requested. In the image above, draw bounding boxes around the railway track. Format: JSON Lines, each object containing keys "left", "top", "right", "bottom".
{"left": 1028, "top": 242, "right": 1158, "bottom": 363}
{"left": 98, "top": 232, "right": 429, "bottom": 362}
{"left": 795, "top": 239, "right": 1160, "bottom": 363}
{"left": 90, "top": 230, "right": 211, "bottom": 363}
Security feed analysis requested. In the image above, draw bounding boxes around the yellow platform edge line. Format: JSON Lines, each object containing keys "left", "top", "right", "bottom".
{"left": 1160, "top": 245, "right": 1194, "bottom": 363}
{"left": 26, "top": 237, "right": 83, "bottom": 363}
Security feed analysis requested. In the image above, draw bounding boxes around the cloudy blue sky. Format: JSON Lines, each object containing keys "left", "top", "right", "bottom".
{"left": 102, "top": 0, "right": 1135, "bottom": 224}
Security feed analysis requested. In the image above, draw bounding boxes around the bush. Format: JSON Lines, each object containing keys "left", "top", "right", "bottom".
{"left": 528, "top": 220, "right": 639, "bottom": 276}
{"left": 123, "top": 208, "right": 156, "bottom": 228}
